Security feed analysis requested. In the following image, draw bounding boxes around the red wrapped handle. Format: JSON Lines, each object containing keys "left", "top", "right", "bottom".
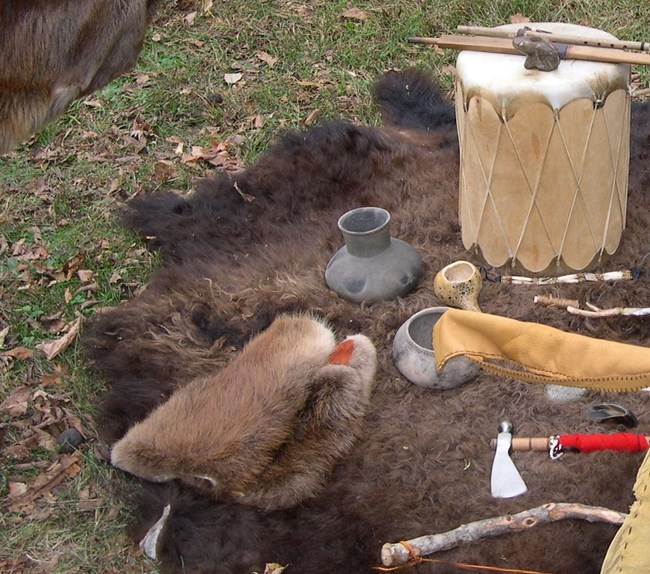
{"left": 558, "top": 433, "right": 649, "bottom": 453}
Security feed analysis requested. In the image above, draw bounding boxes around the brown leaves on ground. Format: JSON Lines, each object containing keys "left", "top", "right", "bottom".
{"left": 178, "top": 136, "right": 245, "bottom": 170}
{"left": 1, "top": 233, "right": 106, "bottom": 369}
{"left": 2, "top": 316, "right": 82, "bottom": 368}
{"left": 6, "top": 452, "right": 83, "bottom": 516}
{"left": 35, "top": 317, "right": 81, "bottom": 360}
{"left": 5, "top": 238, "right": 93, "bottom": 292}
{"left": 1, "top": 370, "right": 94, "bottom": 520}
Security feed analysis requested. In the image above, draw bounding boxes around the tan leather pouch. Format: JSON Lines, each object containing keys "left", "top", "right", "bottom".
{"left": 433, "top": 309, "right": 650, "bottom": 391}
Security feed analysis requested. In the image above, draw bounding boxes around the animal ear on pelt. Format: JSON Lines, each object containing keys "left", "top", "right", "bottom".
{"left": 328, "top": 339, "right": 355, "bottom": 364}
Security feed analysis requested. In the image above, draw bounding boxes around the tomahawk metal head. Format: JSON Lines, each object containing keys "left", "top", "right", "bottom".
{"left": 490, "top": 421, "right": 528, "bottom": 498}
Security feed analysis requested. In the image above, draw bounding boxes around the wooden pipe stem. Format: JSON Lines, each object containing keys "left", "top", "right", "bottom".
{"left": 408, "top": 35, "right": 650, "bottom": 66}
{"left": 490, "top": 437, "right": 550, "bottom": 451}
{"left": 456, "top": 25, "right": 650, "bottom": 53}
{"left": 490, "top": 436, "right": 650, "bottom": 451}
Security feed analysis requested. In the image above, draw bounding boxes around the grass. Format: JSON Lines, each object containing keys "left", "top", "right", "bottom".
{"left": 1, "top": 1, "right": 649, "bottom": 572}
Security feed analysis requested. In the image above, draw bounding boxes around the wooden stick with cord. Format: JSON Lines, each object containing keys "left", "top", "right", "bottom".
{"left": 456, "top": 25, "right": 650, "bottom": 53}
{"left": 408, "top": 35, "right": 650, "bottom": 66}
{"left": 380, "top": 503, "right": 626, "bottom": 567}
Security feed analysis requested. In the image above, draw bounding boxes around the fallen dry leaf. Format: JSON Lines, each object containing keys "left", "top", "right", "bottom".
{"left": 33, "top": 428, "right": 57, "bottom": 451}
{"left": 509, "top": 13, "right": 530, "bottom": 24}
{"left": 256, "top": 51, "right": 278, "bottom": 67}
{"left": 40, "top": 364, "right": 68, "bottom": 386}
{"left": 78, "top": 498, "right": 102, "bottom": 512}
{"left": 108, "top": 271, "right": 122, "bottom": 284}
{"left": 3, "top": 444, "right": 32, "bottom": 459}
{"left": 36, "top": 317, "right": 81, "bottom": 360}
{"left": 302, "top": 108, "right": 321, "bottom": 126}
{"left": 63, "top": 252, "right": 85, "bottom": 280}
{"left": 7, "top": 452, "right": 82, "bottom": 514}
{"left": 0, "top": 386, "right": 31, "bottom": 418}
{"left": 8, "top": 481, "right": 28, "bottom": 499}
{"left": 184, "top": 11, "right": 197, "bottom": 25}
{"left": 123, "top": 134, "right": 147, "bottom": 153}
{"left": 224, "top": 72, "right": 243, "bottom": 85}
{"left": 296, "top": 80, "right": 322, "bottom": 89}
{"left": 135, "top": 73, "right": 150, "bottom": 85}
{"left": 38, "top": 312, "right": 65, "bottom": 334}
{"left": 25, "top": 505, "right": 57, "bottom": 522}
{"left": 153, "top": 161, "right": 176, "bottom": 183}
{"left": 181, "top": 142, "right": 233, "bottom": 167}
{"left": 108, "top": 177, "right": 121, "bottom": 194}
{"left": 82, "top": 98, "right": 102, "bottom": 108}
{"left": 342, "top": 7, "right": 368, "bottom": 20}
{"left": 12, "top": 240, "right": 48, "bottom": 261}
{"left": 77, "top": 269, "right": 94, "bottom": 283}
{"left": 1, "top": 346, "right": 34, "bottom": 361}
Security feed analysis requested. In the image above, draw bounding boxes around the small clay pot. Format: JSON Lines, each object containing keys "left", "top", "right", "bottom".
{"left": 325, "top": 207, "right": 422, "bottom": 303}
{"left": 392, "top": 307, "right": 481, "bottom": 390}
{"left": 433, "top": 260, "right": 482, "bottom": 312}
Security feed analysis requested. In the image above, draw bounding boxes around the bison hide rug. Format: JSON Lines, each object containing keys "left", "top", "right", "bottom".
{"left": 85, "top": 69, "right": 650, "bottom": 574}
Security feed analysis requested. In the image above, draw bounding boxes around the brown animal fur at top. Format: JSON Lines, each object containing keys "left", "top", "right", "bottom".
{"left": 110, "top": 314, "right": 377, "bottom": 511}
{"left": 0, "top": 0, "right": 159, "bottom": 154}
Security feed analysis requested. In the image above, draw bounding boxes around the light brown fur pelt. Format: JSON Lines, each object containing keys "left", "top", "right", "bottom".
{"left": 111, "top": 314, "right": 377, "bottom": 510}
{"left": 0, "top": 0, "right": 158, "bottom": 154}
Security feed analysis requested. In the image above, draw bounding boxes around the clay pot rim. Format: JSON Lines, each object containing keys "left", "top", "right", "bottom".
{"left": 337, "top": 206, "right": 390, "bottom": 236}
{"left": 400, "top": 306, "right": 451, "bottom": 353}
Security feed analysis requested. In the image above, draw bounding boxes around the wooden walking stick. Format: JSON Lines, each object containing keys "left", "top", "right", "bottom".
{"left": 380, "top": 503, "right": 626, "bottom": 568}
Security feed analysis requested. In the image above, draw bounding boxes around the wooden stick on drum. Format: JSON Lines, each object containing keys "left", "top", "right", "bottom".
{"left": 456, "top": 25, "right": 650, "bottom": 53}
{"left": 408, "top": 35, "right": 650, "bottom": 66}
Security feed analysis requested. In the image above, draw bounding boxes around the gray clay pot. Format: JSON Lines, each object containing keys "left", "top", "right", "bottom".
{"left": 325, "top": 207, "right": 422, "bottom": 303}
{"left": 393, "top": 306, "right": 481, "bottom": 390}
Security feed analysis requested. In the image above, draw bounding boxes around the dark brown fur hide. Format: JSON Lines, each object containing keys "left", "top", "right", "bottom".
{"left": 86, "top": 69, "right": 650, "bottom": 574}
{"left": 0, "top": 0, "right": 158, "bottom": 154}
